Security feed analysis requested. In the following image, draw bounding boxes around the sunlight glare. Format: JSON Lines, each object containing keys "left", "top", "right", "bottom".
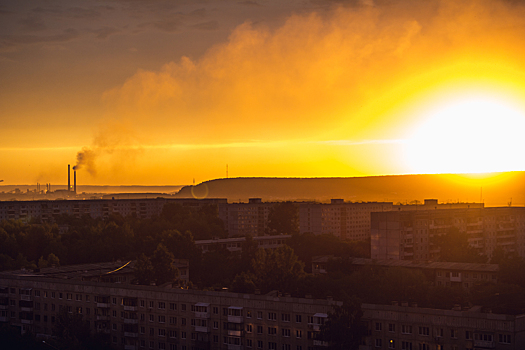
{"left": 404, "top": 96, "right": 525, "bottom": 174}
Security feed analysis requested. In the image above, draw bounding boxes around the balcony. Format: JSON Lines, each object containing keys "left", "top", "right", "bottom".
{"left": 195, "top": 326, "right": 209, "bottom": 333}
{"left": 0, "top": 316, "right": 8, "bottom": 322}
{"left": 228, "top": 330, "right": 242, "bottom": 337}
{"left": 123, "top": 305, "right": 137, "bottom": 312}
{"left": 21, "top": 295, "right": 33, "bottom": 302}
{"left": 96, "top": 315, "right": 110, "bottom": 321}
{"left": 124, "top": 332, "right": 139, "bottom": 338}
{"left": 96, "top": 302, "right": 110, "bottom": 308}
{"left": 313, "top": 341, "right": 329, "bottom": 347}
{"left": 124, "top": 345, "right": 137, "bottom": 350}
{"left": 474, "top": 340, "right": 494, "bottom": 348}
{"left": 20, "top": 307, "right": 33, "bottom": 312}
{"left": 228, "top": 315, "right": 243, "bottom": 323}
{"left": 0, "top": 304, "right": 8, "bottom": 310}
{"left": 227, "top": 345, "right": 243, "bottom": 350}
{"left": 21, "top": 319, "right": 34, "bottom": 324}
{"left": 124, "top": 318, "right": 139, "bottom": 324}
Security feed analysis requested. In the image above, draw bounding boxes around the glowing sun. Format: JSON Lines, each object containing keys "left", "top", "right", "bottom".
{"left": 404, "top": 96, "right": 525, "bottom": 174}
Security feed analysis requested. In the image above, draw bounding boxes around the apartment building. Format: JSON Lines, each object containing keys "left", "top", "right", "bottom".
{"left": 299, "top": 200, "right": 393, "bottom": 241}
{"left": 311, "top": 257, "right": 498, "bottom": 290}
{"left": 362, "top": 302, "right": 525, "bottom": 350}
{"left": 0, "top": 198, "right": 227, "bottom": 223}
{"left": 370, "top": 207, "right": 525, "bottom": 261}
{"left": 0, "top": 268, "right": 339, "bottom": 350}
{"left": 195, "top": 236, "right": 291, "bottom": 254}
{"left": 221, "top": 199, "right": 273, "bottom": 237}
{"left": 1, "top": 265, "right": 524, "bottom": 350}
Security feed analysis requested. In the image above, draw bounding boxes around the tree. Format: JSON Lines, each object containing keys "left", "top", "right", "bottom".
{"left": 133, "top": 253, "right": 155, "bottom": 285}
{"left": 434, "top": 227, "right": 485, "bottom": 263}
{"left": 267, "top": 202, "right": 299, "bottom": 235}
{"left": 319, "top": 298, "right": 367, "bottom": 350}
{"left": 150, "top": 243, "right": 179, "bottom": 285}
{"left": 251, "top": 245, "right": 304, "bottom": 293}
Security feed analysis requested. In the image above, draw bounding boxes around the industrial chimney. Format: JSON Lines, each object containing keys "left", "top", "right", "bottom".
{"left": 74, "top": 170, "right": 77, "bottom": 194}
{"left": 68, "top": 164, "right": 71, "bottom": 191}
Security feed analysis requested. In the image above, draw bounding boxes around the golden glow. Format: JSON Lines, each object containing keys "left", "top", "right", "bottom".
{"left": 2, "top": 0, "right": 525, "bottom": 186}
{"left": 404, "top": 95, "right": 525, "bottom": 174}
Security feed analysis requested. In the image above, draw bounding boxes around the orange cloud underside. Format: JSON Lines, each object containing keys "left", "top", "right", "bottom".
{"left": 3, "top": 0, "right": 525, "bottom": 185}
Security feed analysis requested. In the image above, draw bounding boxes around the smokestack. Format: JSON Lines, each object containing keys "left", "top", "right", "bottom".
{"left": 68, "top": 164, "right": 71, "bottom": 191}
{"left": 74, "top": 170, "right": 77, "bottom": 194}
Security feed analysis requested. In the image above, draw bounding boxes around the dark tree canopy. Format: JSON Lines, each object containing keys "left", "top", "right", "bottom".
{"left": 267, "top": 202, "right": 299, "bottom": 235}
{"left": 319, "top": 298, "right": 367, "bottom": 350}
{"left": 434, "top": 226, "right": 485, "bottom": 263}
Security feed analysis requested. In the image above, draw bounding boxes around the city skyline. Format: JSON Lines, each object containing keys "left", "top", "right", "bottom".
{"left": 2, "top": 0, "right": 525, "bottom": 185}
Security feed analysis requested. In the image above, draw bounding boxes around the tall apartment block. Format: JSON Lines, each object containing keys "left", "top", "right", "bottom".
{"left": 371, "top": 207, "right": 525, "bottom": 261}
{"left": 298, "top": 200, "right": 393, "bottom": 241}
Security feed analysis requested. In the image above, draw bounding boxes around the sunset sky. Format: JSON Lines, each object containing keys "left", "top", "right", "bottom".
{"left": 2, "top": 0, "right": 525, "bottom": 186}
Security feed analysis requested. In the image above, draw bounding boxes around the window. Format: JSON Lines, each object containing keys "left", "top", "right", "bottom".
{"left": 465, "top": 331, "right": 472, "bottom": 340}
{"left": 375, "top": 339, "right": 382, "bottom": 347}
{"left": 401, "top": 342, "right": 412, "bottom": 350}
{"left": 159, "top": 315, "right": 166, "bottom": 323}
{"left": 112, "top": 297, "right": 117, "bottom": 304}
{"left": 140, "top": 326, "right": 146, "bottom": 334}
{"left": 282, "top": 328, "right": 290, "bottom": 337}
{"left": 257, "top": 311, "right": 263, "bottom": 319}
{"left": 296, "top": 330, "right": 302, "bottom": 338}
{"left": 247, "top": 310, "right": 252, "bottom": 318}
{"left": 150, "top": 328, "right": 155, "bottom": 336}
{"left": 269, "top": 342, "right": 277, "bottom": 350}
{"left": 181, "top": 331, "right": 186, "bottom": 339}
{"left": 376, "top": 323, "right": 382, "bottom": 331}
{"left": 213, "top": 321, "right": 218, "bottom": 329}
{"left": 268, "top": 327, "right": 277, "bottom": 335}
{"left": 499, "top": 334, "right": 511, "bottom": 344}
{"left": 282, "top": 345, "right": 291, "bottom": 350}
{"left": 170, "top": 317, "right": 177, "bottom": 325}
{"left": 257, "top": 341, "right": 263, "bottom": 349}
{"left": 141, "top": 300, "right": 145, "bottom": 307}
{"left": 159, "top": 302, "right": 166, "bottom": 309}
{"left": 170, "top": 303, "right": 176, "bottom": 310}
{"left": 296, "top": 315, "right": 302, "bottom": 323}
{"left": 246, "top": 324, "right": 253, "bottom": 333}
{"left": 181, "top": 318, "right": 186, "bottom": 326}
{"left": 268, "top": 312, "right": 277, "bottom": 321}
{"left": 159, "top": 343, "right": 166, "bottom": 350}
{"left": 388, "top": 339, "right": 395, "bottom": 349}
{"left": 181, "top": 304, "right": 186, "bottom": 311}
{"left": 149, "top": 314, "right": 154, "bottom": 322}
{"left": 149, "top": 301, "right": 154, "bottom": 308}
{"left": 213, "top": 306, "right": 218, "bottom": 314}
{"left": 246, "top": 339, "right": 252, "bottom": 348}
{"left": 282, "top": 313, "right": 290, "bottom": 322}
{"left": 257, "top": 326, "right": 263, "bottom": 334}
{"left": 402, "top": 325, "right": 412, "bottom": 334}
{"left": 389, "top": 323, "right": 395, "bottom": 332}
{"left": 159, "top": 328, "right": 166, "bottom": 337}
{"left": 450, "top": 329, "right": 457, "bottom": 338}
{"left": 418, "top": 344, "right": 428, "bottom": 350}
{"left": 418, "top": 327, "right": 429, "bottom": 336}
{"left": 169, "top": 330, "right": 177, "bottom": 338}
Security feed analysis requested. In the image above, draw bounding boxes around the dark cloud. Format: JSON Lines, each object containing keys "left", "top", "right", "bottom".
{"left": 66, "top": 7, "right": 102, "bottom": 19}
{"left": 0, "top": 28, "right": 79, "bottom": 50}
{"left": 19, "top": 16, "right": 47, "bottom": 32}
{"left": 191, "top": 20, "right": 219, "bottom": 31}
{"left": 94, "top": 26, "right": 121, "bottom": 39}
{"left": 238, "top": 1, "right": 261, "bottom": 6}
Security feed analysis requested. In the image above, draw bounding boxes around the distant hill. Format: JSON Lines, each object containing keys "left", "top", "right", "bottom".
{"left": 175, "top": 172, "right": 525, "bottom": 207}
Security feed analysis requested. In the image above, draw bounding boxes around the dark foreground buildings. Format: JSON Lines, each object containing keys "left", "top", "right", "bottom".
{"left": 1, "top": 263, "right": 524, "bottom": 350}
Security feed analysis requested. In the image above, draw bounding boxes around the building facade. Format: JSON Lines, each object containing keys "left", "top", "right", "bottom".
{"left": 371, "top": 207, "right": 525, "bottom": 261}
{"left": 299, "top": 200, "right": 393, "bottom": 241}
{"left": 1, "top": 268, "right": 524, "bottom": 350}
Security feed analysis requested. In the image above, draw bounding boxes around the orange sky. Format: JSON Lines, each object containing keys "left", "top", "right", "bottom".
{"left": 1, "top": 0, "right": 525, "bottom": 185}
